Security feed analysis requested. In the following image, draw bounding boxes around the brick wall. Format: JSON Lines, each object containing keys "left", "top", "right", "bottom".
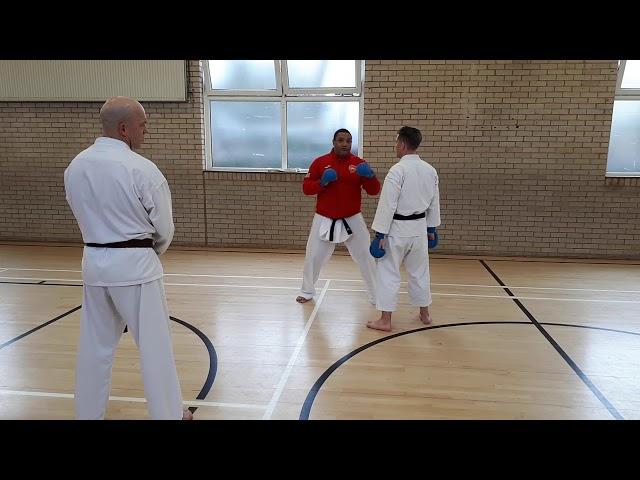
{"left": 3, "top": 60, "right": 639, "bottom": 258}
{"left": 362, "top": 60, "right": 634, "bottom": 258}
{"left": 0, "top": 60, "right": 205, "bottom": 245}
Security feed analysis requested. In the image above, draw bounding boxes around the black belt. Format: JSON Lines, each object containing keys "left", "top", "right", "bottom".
{"left": 85, "top": 239, "right": 153, "bottom": 248}
{"left": 393, "top": 212, "right": 426, "bottom": 220}
{"left": 329, "top": 218, "right": 353, "bottom": 242}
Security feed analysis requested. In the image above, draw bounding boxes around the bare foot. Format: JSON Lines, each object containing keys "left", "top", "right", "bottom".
{"left": 296, "top": 296, "right": 311, "bottom": 303}
{"left": 419, "top": 307, "right": 432, "bottom": 325}
{"left": 182, "top": 409, "right": 194, "bottom": 420}
{"left": 366, "top": 317, "right": 392, "bottom": 332}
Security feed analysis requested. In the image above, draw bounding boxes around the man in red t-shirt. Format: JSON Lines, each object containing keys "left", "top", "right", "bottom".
{"left": 296, "top": 129, "right": 381, "bottom": 304}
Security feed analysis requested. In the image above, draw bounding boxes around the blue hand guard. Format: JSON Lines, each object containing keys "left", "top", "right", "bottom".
{"left": 370, "top": 231, "right": 386, "bottom": 258}
{"left": 427, "top": 227, "right": 439, "bottom": 249}
{"left": 355, "top": 162, "right": 375, "bottom": 178}
{"left": 320, "top": 168, "right": 337, "bottom": 186}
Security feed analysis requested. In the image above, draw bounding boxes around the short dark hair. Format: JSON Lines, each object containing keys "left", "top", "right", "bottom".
{"left": 333, "top": 128, "right": 351, "bottom": 141}
{"left": 397, "top": 126, "right": 422, "bottom": 150}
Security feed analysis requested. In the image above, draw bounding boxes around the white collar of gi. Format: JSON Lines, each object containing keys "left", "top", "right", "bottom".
{"left": 399, "top": 153, "right": 420, "bottom": 162}
{"left": 95, "top": 137, "right": 131, "bottom": 150}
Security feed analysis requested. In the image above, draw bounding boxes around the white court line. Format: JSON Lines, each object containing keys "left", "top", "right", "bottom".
{"left": 2, "top": 267, "right": 640, "bottom": 294}
{"left": 1, "top": 267, "right": 303, "bottom": 281}
{"left": 166, "top": 282, "right": 298, "bottom": 290}
{"left": 332, "top": 280, "right": 640, "bottom": 295}
{"left": 2, "top": 276, "right": 640, "bottom": 303}
{"left": 0, "top": 388, "right": 265, "bottom": 410}
{"left": 0, "top": 267, "right": 303, "bottom": 282}
{"left": 0, "top": 277, "right": 298, "bottom": 290}
{"left": 166, "top": 273, "right": 303, "bottom": 281}
{"left": 329, "top": 287, "right": 640, "bottom": 304}
{"left": 262, "top": 280, "right": 331, "bottom": 420}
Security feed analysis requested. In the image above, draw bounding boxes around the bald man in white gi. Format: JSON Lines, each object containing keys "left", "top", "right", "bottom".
{"left": 64, "top": 96, "right": 191, "bottom": 420}
{"left": 367, "top": 126, "right": 441, "bottom": 332}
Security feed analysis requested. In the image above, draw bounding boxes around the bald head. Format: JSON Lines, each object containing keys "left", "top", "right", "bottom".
{"left": 100, "top": 96, "right": 148, "bottom": 151}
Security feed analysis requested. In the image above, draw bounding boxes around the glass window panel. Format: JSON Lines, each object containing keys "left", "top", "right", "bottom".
{"left": 287, "top": 60, "right": 356, "bottom": 89}
{"left": 286, "top": 101, "right": 360, "bottom": 169}
{"left": 606, "top": 100, "right": 640, "bottom": 173}
{"left": 621, "top": 60, "right": 640, "bottom": 89}
{"left": 210, "top": 101, "right": 281, "bottom": 168}
{"left": 208, "top": 60, "right": 276, "bottom": 90}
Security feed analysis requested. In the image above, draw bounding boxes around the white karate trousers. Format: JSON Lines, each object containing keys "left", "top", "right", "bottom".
{"left": 299, "top": 213, "right": 376, "bottom": 303}
{"left": 75, "top": 279, "right": 184, "bottom": 420}
{"left": 375, "top": 234, "right": 432, "bottom": 312}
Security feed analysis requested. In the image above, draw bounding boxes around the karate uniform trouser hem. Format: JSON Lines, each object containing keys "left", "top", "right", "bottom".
{"left": 75, "top": 279, "right": 184, "bottom": 420}
{"left": 375, "top": 235, "right": 432, "bottom": 312}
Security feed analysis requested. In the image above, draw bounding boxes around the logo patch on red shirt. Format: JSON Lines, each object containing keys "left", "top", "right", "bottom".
{"left": 348, "top": 164, "right": 357, "bottom": 174}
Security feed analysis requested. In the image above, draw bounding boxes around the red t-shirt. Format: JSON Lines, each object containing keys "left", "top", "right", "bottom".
{"left": 303, "top": 151, "right": 381, "bottom": 219}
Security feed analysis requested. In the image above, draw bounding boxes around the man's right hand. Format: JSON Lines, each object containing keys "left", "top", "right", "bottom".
{"left": 320, "top": 168, "right": 337, "bottom": 187}
{"left": 427, "top": 226, "right": 439, "bottom": 249}
{"left": 370, "top": 231, "right": 386, "bottom": 258}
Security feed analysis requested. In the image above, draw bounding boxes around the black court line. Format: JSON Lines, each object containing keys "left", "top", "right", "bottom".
{"left": 300, "top": 320, "right": 640, "bottom": 420}
{"left": 0, "top": 280, "right": 81, "bottom": 287}
{"left": 300, "top": 321, "right": 531, "bottom": 420}
{"left": 479, "top": 259, "right": 623, "bottom": 420}
{"left": 541, "top": 322, "right": 640, "bottom": 337}
{"left": 0, "top": 281, "right": 217, "bottom": 414}
{"left": 0, "top": 280, "right": 43, "bottom": 285}
{"left": 0, "top": 305, "right": 82, "bottom": 351}
{"left": 170, "top": 316, "right": 217, "bottom": 414}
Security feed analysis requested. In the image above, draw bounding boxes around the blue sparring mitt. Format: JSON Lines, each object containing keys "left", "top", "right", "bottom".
{"left": 355, "top": 162, "right": 375, "bottom": 178}
{"left": 320, "top": 168, "right": 338, "bottom": 186}
{"left": 370, "top": 232, "right": 386, "bottom": 258}
{"left": 427, "top": 227, "right": 439, "bottom": 249}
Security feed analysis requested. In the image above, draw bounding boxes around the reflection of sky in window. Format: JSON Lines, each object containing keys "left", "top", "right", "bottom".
{"left": 621, "top": 60, "right": 640, "bottom": 89}
{"left": 287, "top": 101, "right": 359, "bottom": 169}
{"left": 211, "top": 101, "right": 281, "bottom": 168}
{"left": 209, "top": 60, "right": 276, "bottom": 90}
{"left": 288, "top": 60, "right": 355, "bottom": 88}
{"left": 607, "top": 100, "right": 640, "bottom": 172}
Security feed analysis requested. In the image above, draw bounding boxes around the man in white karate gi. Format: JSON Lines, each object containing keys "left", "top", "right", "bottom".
{"left": 64, "top": 96, "right": 191, "bottom": 420}
{"left": 367, "top": 126, "right": 441, "bottom": 332}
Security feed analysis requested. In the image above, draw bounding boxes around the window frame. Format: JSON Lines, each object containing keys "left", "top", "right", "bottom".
{"left": 203, "top": 60, "right": 283, "bottom": 97}
{"left": 282, "top": 60, "right": 363, "bottom": 96}
{"left": 606, "top": 60, "right": 640, "bottom": 177}
{"left": 203, "top": 60, "right": 365, "bottom": 173}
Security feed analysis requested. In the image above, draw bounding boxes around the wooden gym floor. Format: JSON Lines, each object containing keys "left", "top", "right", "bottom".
{"left": 1, "top": 244, "right": 639, "bottom": 420}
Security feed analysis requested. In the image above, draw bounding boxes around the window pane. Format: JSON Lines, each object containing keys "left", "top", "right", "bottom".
{"left": 287, "top": 60, "right": 356, "bottom": 89}
{"left": 287, "top": 101, "right": 360, "bottom": 169}
{"left": 606, "top": 100, "right": 640, "bottom": 173}
{"left": 208, "top": 60, "right": 276, "bottom": 90}
{"left": 621, "top": 60, "right": 640, "bottom": 89}
{"left": 210, "top": 101, "right": 281, "bottom": 168}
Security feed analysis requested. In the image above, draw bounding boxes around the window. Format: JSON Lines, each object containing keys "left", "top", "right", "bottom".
{"left": 203, "top": 60, "right": 364, "bottom": 171}
{"left": 606, "top": 60, "right": 640, "bottom": 176}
